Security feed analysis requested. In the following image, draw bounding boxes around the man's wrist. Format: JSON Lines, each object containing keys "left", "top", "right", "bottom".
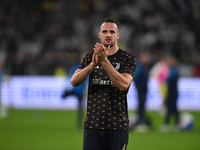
{"left": 100, "top": 58, "right": 109, "bottom": 66}
{"left": 90, "top": 62, "right": 97, "bottom": 68}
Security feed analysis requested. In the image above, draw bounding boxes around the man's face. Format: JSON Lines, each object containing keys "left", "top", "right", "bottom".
{"left": 99, "top": 22, "right": 120, "bottom": 47}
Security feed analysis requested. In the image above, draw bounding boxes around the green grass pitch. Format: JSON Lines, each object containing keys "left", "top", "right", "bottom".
{"left": 0, "top": 109, "right": 200, "bottom": 150}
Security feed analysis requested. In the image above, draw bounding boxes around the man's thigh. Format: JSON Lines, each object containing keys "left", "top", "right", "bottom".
{"left": 82, "top": 129, "right": 129, "bottom": 150}
{"left": 110, "top": 130, "right": 129, "bottom": 150}
{"left": 83, "top": 129, "right": 105, "bottom": 150}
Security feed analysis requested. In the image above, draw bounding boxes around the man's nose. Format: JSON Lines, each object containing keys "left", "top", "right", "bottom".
{"left": 106, "top": 32, "right": 111, "bottom": 36}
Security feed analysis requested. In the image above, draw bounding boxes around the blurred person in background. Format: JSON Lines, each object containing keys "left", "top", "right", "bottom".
{"left": 149, "top": 52, "right": 169, "bottom": 116}
{"left": 71, "top": 18, "right": 137, "bottom": 150}
{"left": 132, "top": 51, "right": 152, "bottom": 131}
{"left": 0, "top": 50, "right": 7, "bottom": 118}
{"left": 160, "top": 55, "right": 180, "bottom": 132}
{"left": 61, "top": 52, "right": 88, "bottom": 130}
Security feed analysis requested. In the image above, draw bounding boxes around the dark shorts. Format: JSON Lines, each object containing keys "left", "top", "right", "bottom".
{"left": 83, "top": 128, "right": 129, "bottom": 150}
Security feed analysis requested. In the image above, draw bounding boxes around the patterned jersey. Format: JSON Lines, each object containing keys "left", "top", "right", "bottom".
{"left": 79, "top": 49, "right": 137, "bottom": 130}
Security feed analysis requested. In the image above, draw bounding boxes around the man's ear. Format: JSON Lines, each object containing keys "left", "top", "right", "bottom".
{"left": 117, "top": 32, "right": 120, "bottom": 39}
{"left": 98, "top": 32, "right": 101, "bottom": 39}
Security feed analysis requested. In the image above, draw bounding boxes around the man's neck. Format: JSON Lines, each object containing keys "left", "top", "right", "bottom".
{"left": 107, "top": 44, "right": 119, "bottom": 56}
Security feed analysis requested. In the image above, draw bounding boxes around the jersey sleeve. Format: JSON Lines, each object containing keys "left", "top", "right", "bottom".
{"left": 79, "top": 52, "right": 93, "bottom": 69}
{"left": 121, "top": 53, "right": 137, "bottom": 78}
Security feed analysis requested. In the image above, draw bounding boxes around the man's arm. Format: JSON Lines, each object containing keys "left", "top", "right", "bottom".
{"left": 101, "top": 59, "right": 133, "bottom": 91}
{"left": 71, "top": 53, "right": 99, "bottom": 87}
{"left": 94, "top": 43, "right": 134, "bottom": 91}
{"left": 71, "top": 64, "right": 93, "bottom": 87}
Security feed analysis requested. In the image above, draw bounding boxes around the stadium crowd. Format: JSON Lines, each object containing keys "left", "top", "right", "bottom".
{"left": 0, "top": 0, "right": 200, "bottom": 76}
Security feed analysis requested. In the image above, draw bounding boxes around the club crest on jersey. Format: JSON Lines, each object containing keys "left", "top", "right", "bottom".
{"left": 114, "top": 63, "right": 120, "bottom": 71}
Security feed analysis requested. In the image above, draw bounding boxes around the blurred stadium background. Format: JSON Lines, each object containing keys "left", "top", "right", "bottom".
{"left": 0, "top": 0, "right": 200, "bottom": 150}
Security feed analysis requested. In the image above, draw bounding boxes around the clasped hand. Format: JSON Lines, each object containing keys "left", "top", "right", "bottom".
{"left": 92, "top": 43, "right": 110, "bottom": 66}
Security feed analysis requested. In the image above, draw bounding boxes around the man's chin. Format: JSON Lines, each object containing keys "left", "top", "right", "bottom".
{"left": 104, "top": 44, "right": 112, "bottom": 47}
